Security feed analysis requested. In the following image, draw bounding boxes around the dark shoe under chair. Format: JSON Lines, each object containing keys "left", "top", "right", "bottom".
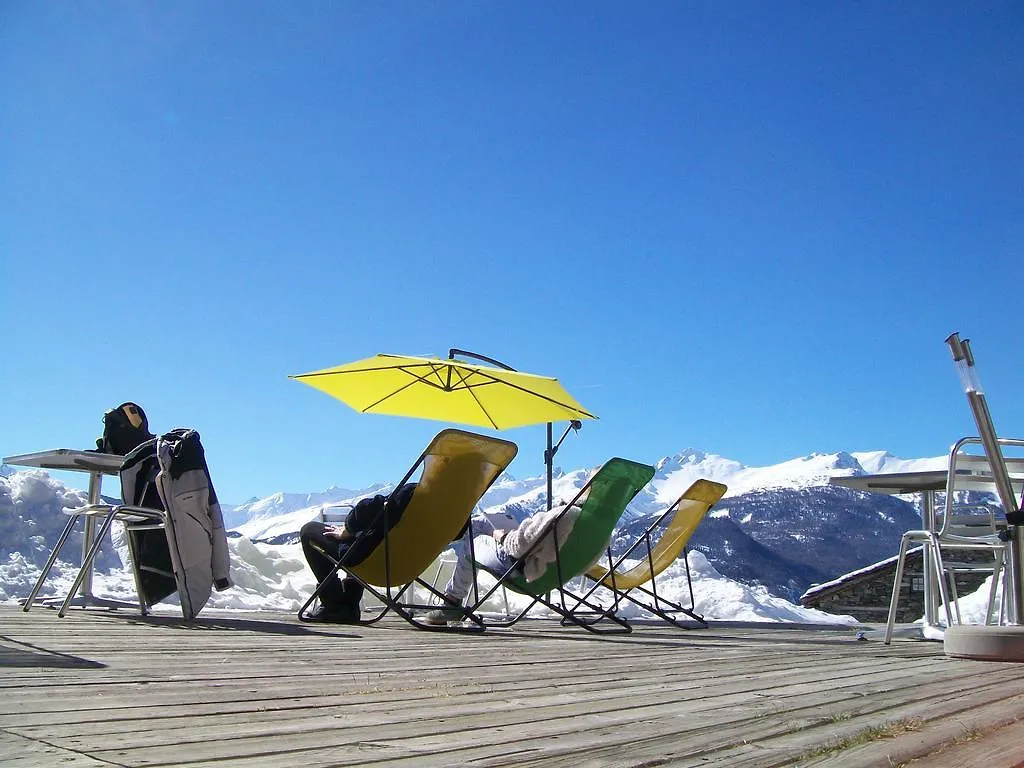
{"left": 305, "top": 603, "right": 361, "bottom": 624}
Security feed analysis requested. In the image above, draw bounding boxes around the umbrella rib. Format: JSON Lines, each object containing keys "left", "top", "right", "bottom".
{"left": 298, "top": 363, "right": 454, "bottom": 390}
{"left": 433, "top": 366, "right": 499, "bottom": 428}
{"left": 358, "top": 364, "right": 452, "bottom": 412}
{"left": 363, "top": 367, "right": 594, "bottom": 422}
{"left": 459, "top": 371, "right": 597, "bottom": 419}
{"left": 295, "top": 362, "right": 429, "bottom": 379}
{"left": 359, "top": 377, "right": 422, "bottom": 413}
{"left": 461, "top": 373, "right": 500, "bottom": 431}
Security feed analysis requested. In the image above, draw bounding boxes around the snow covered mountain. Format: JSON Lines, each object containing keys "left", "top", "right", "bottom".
{"left": 229, "top": 448, "right": 943, "bottom": 532}
{"left": 1, "top": 448, "right": 948, "bottom": 606}
{"left": 209, "top": 447, "right": 946, "bottom": 600}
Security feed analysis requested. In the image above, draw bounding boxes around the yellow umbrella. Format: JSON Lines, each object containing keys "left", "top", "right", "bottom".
{"left": 291, "top": 353, "right": 595, "bottom": 429}
{"left": 290, "top": 351, "right": 598, "bottom": 507}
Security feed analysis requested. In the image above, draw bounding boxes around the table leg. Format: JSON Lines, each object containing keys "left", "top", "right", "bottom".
{"left": 77, "top": 471, "right": 103, "bottom": 600}
{"left": 1007, "top": 526, "right": 1022, "bottom": 624}
{"left": 921, "top": 491, "right": 939, "bottom": 631}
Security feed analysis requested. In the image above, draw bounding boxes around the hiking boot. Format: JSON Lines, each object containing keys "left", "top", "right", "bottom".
{"left": 424, "top": 597, "right": 464, "bottom": 625}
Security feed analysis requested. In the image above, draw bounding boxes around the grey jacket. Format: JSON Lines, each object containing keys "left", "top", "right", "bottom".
{"left": 155, "top": 429, "right": 232, "bottom": 619}
{"left": 120, "top": 429, "right": 231, "bottom": 619}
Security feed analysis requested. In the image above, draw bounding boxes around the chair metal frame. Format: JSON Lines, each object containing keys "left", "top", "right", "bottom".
{"left": 463, "top": 458, "right": 656, "bottom": 635}
{"left": 24, "top": 465, "right": 173, "bottom": 619}
{"left": 297, "top": 429, "right": 518, "bottom": 632}
{"left": 20, "top": 444, "right": 163, "bottom": 618}
{"left": 56, "top": 504, "right": 169, "bottom": 617}
{"left": 885, "top": 436, "right": 1024, "bottom": 644}
{"left": 318, "top": 504, "right": 515, "bottom": 619}
{"left": 428, "top": 538, "right": 512, "bottom": 618}
{"left": 568, "top": 479, "right": 727, "bottom": 630}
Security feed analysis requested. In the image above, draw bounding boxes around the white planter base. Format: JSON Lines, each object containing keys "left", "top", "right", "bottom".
{"left": 944, "top": 625, "right": 1024, "bottom": 662}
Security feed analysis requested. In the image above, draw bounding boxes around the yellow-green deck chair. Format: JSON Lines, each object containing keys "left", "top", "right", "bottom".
{"left": 466, "top": 458, "right": 656, "bottom": 634}
{"left": 574, "top": 479, "right": 726, "bottom": 629}
{"left": 298, "top": 428, "right": 517, "bottom": 629}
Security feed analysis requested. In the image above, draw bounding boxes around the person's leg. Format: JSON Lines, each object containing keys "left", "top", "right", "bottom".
{"left": 442, "top": 514, "right": 496, "bottom": 601}
{"left": 339, "top": 575, "right": 364, "bottom": 611}
{"left": 426, "top": 530, "right": 514, "bottom": 625}
{"left": 300, "top": 521, "right": 346, "bottom": 608}
{"left": 443, "top": 536, "right": 474, "bottom": 604}
{"left": 467, "top": 534, "right": 510, "bottom": 576}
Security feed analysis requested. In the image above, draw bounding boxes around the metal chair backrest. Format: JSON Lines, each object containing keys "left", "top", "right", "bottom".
{"left": 940, "top": 436, "right": 1024, "bottom": 537}
{"left": 937, "top": 510, "right": 1001, "bottom": 539}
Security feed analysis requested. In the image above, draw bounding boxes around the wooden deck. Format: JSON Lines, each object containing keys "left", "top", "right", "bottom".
{"left": 3, "top": 606, "right": 1024, "bottom": 767}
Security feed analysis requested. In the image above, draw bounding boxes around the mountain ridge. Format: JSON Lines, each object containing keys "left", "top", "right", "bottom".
{"left": 212, "top": 446, "right": 945, "bottom": 602}
{"left": 0, "top": 447, "right": 950, "bottom": 603}
{"left": 221, "top": 446, "right": 947, "bottom": 535}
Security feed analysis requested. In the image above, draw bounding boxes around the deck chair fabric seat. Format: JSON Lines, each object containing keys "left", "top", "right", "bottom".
{"left": 579, "top": 478, "right": 727, "bottom": 629}
{"left": 298, "top": 428, "right": 518, "bottom": 628}
{"left": 468, "top": 457, "right": 656, "bottom": 633}
{"left": 350, "top": 430, "right": 517, "bottom": 587}
{"left": 586, "top": 479, "right": 725, "bottom": 589}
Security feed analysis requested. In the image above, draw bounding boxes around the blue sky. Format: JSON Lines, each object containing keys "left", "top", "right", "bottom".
{"left": 3, "top": 2, "right": 1022, "bottom": 503}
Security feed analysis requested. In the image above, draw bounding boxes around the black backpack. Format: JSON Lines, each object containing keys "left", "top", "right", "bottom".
{"left": 97, "top": 402, "right": 155, "bottom": 456}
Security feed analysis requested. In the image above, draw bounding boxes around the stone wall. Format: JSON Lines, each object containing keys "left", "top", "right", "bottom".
{"left": 801, "top": 550, "right": 997, "bottom": 624}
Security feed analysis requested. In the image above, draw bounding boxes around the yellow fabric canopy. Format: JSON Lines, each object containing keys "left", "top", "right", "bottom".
{"left": 290, "top": 353, "right": 597, "bottom": 430}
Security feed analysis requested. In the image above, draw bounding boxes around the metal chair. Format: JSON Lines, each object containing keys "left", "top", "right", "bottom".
{"left": 21, "top": 442, "right": 166, "bottom": 617}
{"left": 885, "top": 436, "right": 1024, "bottom": 644}
{"left": 27, "top": 432, "right": 231, "bottom": 622}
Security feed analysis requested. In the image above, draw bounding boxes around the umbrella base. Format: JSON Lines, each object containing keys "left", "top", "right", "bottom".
{"left": 944, "top": 625, "right": 1024, "bottom": 662}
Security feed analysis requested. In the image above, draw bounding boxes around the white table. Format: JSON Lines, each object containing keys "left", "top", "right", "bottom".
{"left": 832, "top": 463, "right": 1024, "bottom": 635}
{"left": 3, "top": 449, "right": 137, "bottom": 611}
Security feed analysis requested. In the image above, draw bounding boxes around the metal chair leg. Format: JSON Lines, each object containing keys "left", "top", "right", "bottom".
{"left": 885, "top": 535, "right": 913, "bottom": 645}
{"left": 929, "top": 540, "right": 955, "bottom": 629}
{"left": 22, "top": 512, "right": 81, "bottom": 612}
{"left": 987, "top": 553, "right": 1005, "bottom": 625}
{"left": 946, "top": 568, "right": 963, "bottom": 624}
{"left": 58, "top": 512, "right": 119, "bottom": 617}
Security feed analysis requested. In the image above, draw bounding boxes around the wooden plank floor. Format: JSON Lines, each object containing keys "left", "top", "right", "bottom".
{"left": 3, "top": 606, "right": 1024, "bottom": 767}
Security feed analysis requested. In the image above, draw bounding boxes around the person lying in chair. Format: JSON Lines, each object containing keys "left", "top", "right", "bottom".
{"left": 300, "top": 482, "right": 417, "bottom": 623}
{"left": 425, "top": 499, "right": 585, "bottom": 625}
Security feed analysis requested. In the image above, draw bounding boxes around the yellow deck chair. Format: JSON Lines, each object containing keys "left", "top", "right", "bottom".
{"left": 574, "top": 479, "right": 726, "bottom": 629}
{"left": 298, "top": 428, "right": 517, "bottom": 629}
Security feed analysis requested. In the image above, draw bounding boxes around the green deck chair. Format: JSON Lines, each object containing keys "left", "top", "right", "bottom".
{"left": 465, "top": 458, "right": 655, "bottom": 634}
{"left": 572, "top": 479, "right": 727, "bottom": 629}
{"left": 298, "top": 428, "right": 517, "bottom": 630}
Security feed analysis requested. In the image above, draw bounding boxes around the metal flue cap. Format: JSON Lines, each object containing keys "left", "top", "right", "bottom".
{"left": 946, "top": 332, "right": 966, "bottom": 361}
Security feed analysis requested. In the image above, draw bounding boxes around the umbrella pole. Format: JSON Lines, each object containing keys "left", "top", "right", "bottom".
{"left": 447, "top": 348, "right": 585, "bottom": 510}
{"left": 545, "top": 420, "right": 583, "bottom": 510}
{"left": 547, "top": 423, "right": 553, "bottom": 510}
